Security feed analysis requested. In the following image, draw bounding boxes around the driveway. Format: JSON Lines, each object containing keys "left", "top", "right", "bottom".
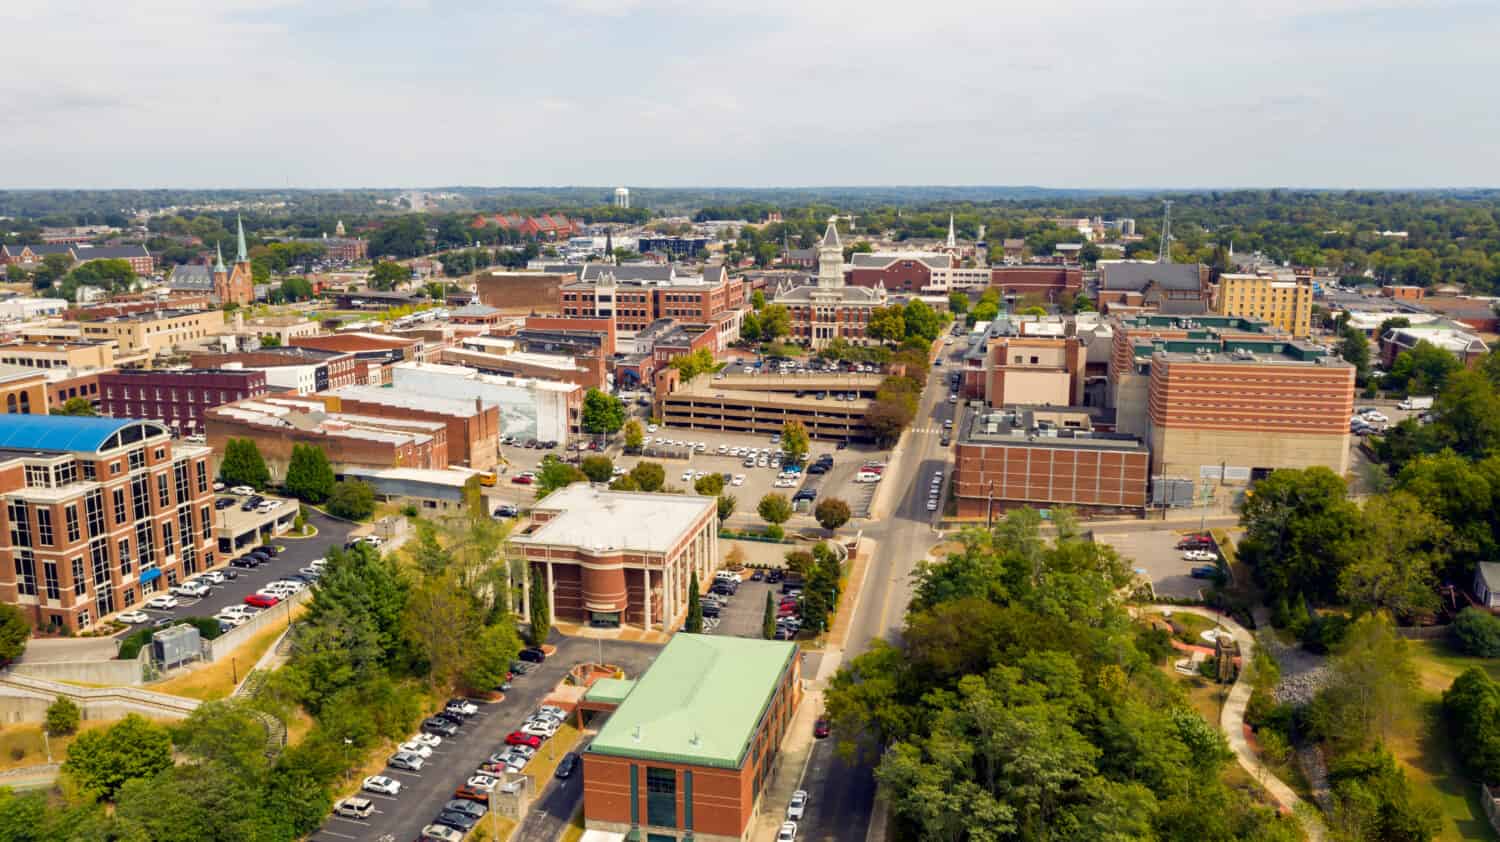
{"left": 1100, "top": 529, "right": 1215, "bottom": 600}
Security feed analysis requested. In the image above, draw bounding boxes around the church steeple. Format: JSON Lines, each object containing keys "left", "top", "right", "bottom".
{"left": 604, "top": 227, "right": 614, "bottom": 264}
{"left": 213, "top": 241, "right": 227, "bottom": 274}
{"left": 946, "top": 214, "right": 957, "bottom": 249}
{"left": 235, "top": 215, "right": 248, "bottom": 263}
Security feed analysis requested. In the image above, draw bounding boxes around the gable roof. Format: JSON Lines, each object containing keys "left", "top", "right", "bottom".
{"left": 169, "top": 264, "right": 214, "bottom": 290}
{"left": 1099, "top": 261, "right": 1202, "bottom": 292}
{"left": 75, "top": 245, "right": 149, "bottom": 261}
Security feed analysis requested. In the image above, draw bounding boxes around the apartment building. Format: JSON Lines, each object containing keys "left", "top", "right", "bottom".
{"left": 0, "top": 415, "right": 218, "bottom": 632}
{"left": 560, "top": 263, "right": 744, "bottom": 347}
{"left": 98, "top": 369, "right": 269, "bottom": 434}
{"left": 188, "top": 347, "right": 360, "bottom": 395}
{"left": 78, "top": 309, "right": 225, "bottom": 356}
{"left": 583, "top": 635, "right": 802, "bottom": 842}
{"left": 1215, "top": 273, "right": 1314, "bottom": 337}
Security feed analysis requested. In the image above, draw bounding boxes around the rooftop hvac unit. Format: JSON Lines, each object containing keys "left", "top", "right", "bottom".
{"left": 152, "top": 623, "right": 201, "bottom": 670}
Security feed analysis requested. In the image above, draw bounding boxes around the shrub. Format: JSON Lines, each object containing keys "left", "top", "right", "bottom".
{"left": 765, "top": 525, "right": 785, "bottom": 542}
{"left": 327, "top": 480, "right": 376, "bottom": 520}
{"left": 1301, "top": 613, "right": 1351, "bottom": 654}
{"left": 45, "top": 696, "right": 80, "bottom": 736}
{"left": 1134, "top": 626, "right": 1174, "bottom": 665}
{"left": 1453, "top": 607, "right": 1500, "bottom": 657}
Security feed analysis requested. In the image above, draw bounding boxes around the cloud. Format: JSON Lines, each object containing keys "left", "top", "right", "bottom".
{"left": 0, "top": 0, "right": 1495, "bottom": 187}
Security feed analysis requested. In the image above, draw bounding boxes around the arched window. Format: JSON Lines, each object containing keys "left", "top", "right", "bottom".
{"left": 5, "top": 394, "right": 15, "bottom": 414}
{"left": 18, "top": 393, "right": 30, "bottom": 414}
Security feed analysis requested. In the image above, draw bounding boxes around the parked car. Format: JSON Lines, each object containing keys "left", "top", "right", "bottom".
{"left": 422, "top": 717, "right": 459, "bottom": 737}
{"left": 117, "top": 610, "right": 149, "bottom": 624}
{"left": 143, "top": 595, "right": 179, "bottom": 610}
{"left": 814, "top": 718, "right": 830, "bottom": 739}
{"left": 399, "top": 740, "right": 434, "bottom": 759}
{"left": 229, "top": 485, "right": 255, "bottom": 496}
{"left": 447, "top": 698, "right": 480, "bottom": 716}
{"left": 511, "top": 474, "right": 534, "bottom": 485}
{"left": 555, "top": 752, "right": 579, "bottom": 779}
{"left": 494, "top": 503, "right": 519, "bottom": 518}
{"left": 520, "top": 719, "right": 558, "bottom": 738}
{"left": 410, "top": 732, "right": 443, "bottom": 749}
{"left": 505, "top": 731, "right": 543, "bottom": 748}
{"left": 778, "top": 821, "right": 799, "bottom": 842}
{"left": 230, "top": 555, "right": 260, "bottom": 568}
{"left": 418, "top": 825, "right": 463, "bottom": 842}
{"left": 787, "top": 789, "right": 808, "bottom": 820}
{"left": 434, "top": 809, "right": 479, "bottom": 832}
{"left": 362, "top": 775, "right": 401, "bottom": 796}
{"left": 519, "top": 647, "right": 547, "bottom": 663}
{"left": 1191, "top": 565, "right": 1220, "bottom": 579}
{"left": 215, "top": 498, "right": 236, "bottom": 510}
{"left": 453, "top": 784, "right": 490, "bottom": 804}
{"left": 244, "top": 593, "right": 279, "bottom": 608}
{"left": 170, "top": 581, "right": 210, "bottom": 598}
{"left": 388, "top": 751, "right": 424, "bottom": 771}
{"left": 333, "top": 797, "right": 374, "bottom": 819}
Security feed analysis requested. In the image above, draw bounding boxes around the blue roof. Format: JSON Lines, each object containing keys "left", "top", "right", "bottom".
{"left": 0, "top": 416, "right": 149, "bottom": 453}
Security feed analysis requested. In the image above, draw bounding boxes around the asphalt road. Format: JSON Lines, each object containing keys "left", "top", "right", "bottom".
{"left": 793, "top": 346, "right": 960, "bottom": 842}
{"left": 510, "top": 734, "right": 595, "bottom": 842}
{"left": 125, "top": 507, "right": 357, "bottom": 634}
{"left": 311, "top": 637, "right": 664, "bottom": 842}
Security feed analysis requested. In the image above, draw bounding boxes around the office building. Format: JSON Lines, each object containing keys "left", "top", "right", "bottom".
{"left": 0, "top": 415, "right": 218, "bottom": 632}
{"left": 99, "top": 369, "right": 269, "bottom": 435}
{"left": 772, "top": 221, "right": 887, "bottom": 349}
{"left": 188, "top": 347, "right": 361, "bottom": 394}
{"left": 0, "top": 367, "right": 49, "bottom": 415}
{"left": 582, "top": 635, "right": 801, "bottom": 842}
{"left": 1215, "top": 272, "right": 1314, "bottom": 337}
{"left": 561, "top": 263, "right": 745, "bottom": 348}
{"left": 77, "top": 309, "right": 225, "bottom": 356}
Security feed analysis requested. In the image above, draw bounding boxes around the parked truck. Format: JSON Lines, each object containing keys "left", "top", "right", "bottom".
{"left": 1398, "top": 396, "right": 1434, "bottom": 411}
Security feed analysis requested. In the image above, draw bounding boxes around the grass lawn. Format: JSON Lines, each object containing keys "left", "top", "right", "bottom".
{"left": 150, "top": 614, "right": 300, "bottom": 701}
{"left": 0, "top": 719, "right": 153, "bottom": 770}
{"left": 1163, "top": 610, "right": 1218, "bottom": 644}
{"left": 525, "top": 723, "right": 582, "bottom": 787}
{"left": 467, "top": 816, "right": 516, "bottom": 842}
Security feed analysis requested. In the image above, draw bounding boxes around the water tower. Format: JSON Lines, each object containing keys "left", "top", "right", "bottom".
{"left": 614, "top": 187, "right": 630, "bottom": 209}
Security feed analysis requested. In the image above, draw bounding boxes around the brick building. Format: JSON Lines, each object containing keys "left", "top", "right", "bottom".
{"left": 77, "top": 309, "right": 225, "bottom": 356}
{"left": 1096, "top": 261, "right": 1210, "bottom": 314}
{"left": 0, "top": 367, "right": 48, "bottom": 415}
{"left": 205, "top": 397, "right": 446, "bottom": 478}
{"left": 561, "top": 263, "right": 745, "bottom": 348}
{"left": 952, "top": 406, "right": 1149, "bottom": 519}
{"left": 98, "top": 369, "right": 269, "bottom": 435}
{"left": 439, "top": 346, "right": 607, "bottom": 391}
{"left": 0, "top": 341, "right": 116, "bottom": 372}
{"left": 322, "top": 384, "right": 501, "bottom": 470}
{"left": 520, "top": 315, "right": 617, "bottom": 356}
{"left": 971, "top": 331, "right": 1087, "bottom": 407}
{"left": 1215, "top": 272, "right": 1314, "bottom": 337}
{"left": 508, "top": 484, "right": 719, "bottom": 631}
{"left": 290, "top": 331, "right": 424, "bottom": 370}
{"left": 582, "top": 635, "right": 802, "bottom": 842}
{"left": 0, "top": 416, "right": 218, "bottom": 632}
{"left": 988, "top": 265, "right": 1084, "bottom": 302}
{"left": 475, "top": 271, "right": 570, "bottom": 313}
{"left": 772, "top": 222, "right": 887, "bottom": 349}
{"left": 652, "top": 323, "right": 719, "bottom": 371}
{"left": 47, "top": 371, "right": 104, "bottom": 414}
{"left": 188, "top": 347, "right": 359, "bottom": 394}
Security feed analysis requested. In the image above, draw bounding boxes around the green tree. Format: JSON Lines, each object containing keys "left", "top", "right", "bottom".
{"left": 45, "top": 696, "right": 80, "bottom": 736}
{"left": 0, "top": 603, "right": 28, "bottom": 665}
{"left": 536, "top": 456, "right": 587, "bottom": 498}
{"left": 463, "top": 622, "right": 522, "bottom": 691}
{"left": 866, "top": 306, "right": 906, "bottom": 344}
{"left": 759, "top": 304, "right": 791, "bottom": 340}
{"left": 717, "top": 494, "right": 736, "bottom": 522}
{"left": 815, "top": 497, "right": 851, "bottom": 532}
{"left": 62, "top": 714, "right": 174, "bottom": 800}
{"left": 404, "top": 571, "right": 479, "bottom": 690}
{"left": 280, "top": 276, "right": 315, "bottom": 301}
{"left": 780, "top": 420, "right": 810, "bottom": 464}
{"left": 758, "top": 493, "right": 793, "bottom": 527}
{"left": 218, "top": 437, "right": 270, "bottom": 490}
{"left": 694, "top": 473, "right": 725, "bottom": 496}
{"left": 751, "top": 290, "right": 767, "bottom": 310}
{"left": 1338, "top": 324, "right": 1372, "bottom": 381}
{"left": 623, "top": 419, "right": 644, "bottom": 451}
{"left": 865, "top": 395, "right": 916, "bottom": 447}
{"left": 368, "top": 260, "right": 409, "bottom": 290}
{"left": 948, "top": 291, "right": 969, "bottom": 315}
{"left": 528, "top": 573, "right": 550, "bottom": 647}
{"left": 740, "top": 311, "right": 762, "bottom": 342}
{"left": 171, "top": 700, "right": 267, "bottom": 772}
{"left": 668, "top": 348, "right": 718, "bottom": 380}
{"left": 326, "top": 480, "right": 376, "bottom": 520}
{"left": 1338, "top": 491, "right": 1449, "bottom": 619}
{"left": 1432, "top": 369, "right": 1500, "bottom": 461}
{"left": 969, "top": 300, "right": 1000, "bottom": 325}
{"left": 1238, "top": 466, "right": 1361, "bottom": 601}
{"left": 1310, "top": 614, "right": 1419, "bottom": 751}
{"left": 1443, "top": 667, "right": 1500, "bottom": 784}
{"left": 581, "top": 388, "right": 626, "bottom": 434}
{"left": 580, "top": 454, "right": 615, "bottom": 484}
{"left": 284, "top": 443, "right": 335, "bottom": 504}
{"left": 902, "top": 298, "right": 942, "bottom": 341}
{"left": 763, "top": 590, "right": 777, "bottom": 639}
{"left": 49, "top": 396, "right": 97, "bottom": 416}
{"left": 1453, "top": 608, "right": 1500, "bottom": 657}
{"left": 686, "top": 570, "right": 703, "bottom": 633}
{"left": 629, "top": 461, "right": 666, "bottom": 492}
{"left": 1385, "top": 340, "right": 1462, "bottom": 395}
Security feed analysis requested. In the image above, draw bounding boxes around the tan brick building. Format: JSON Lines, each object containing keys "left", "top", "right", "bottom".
{"left": 320, "top": 385, "right": 500, "bottom": 470}
{"left": 475, "top": 271, "right": 569, "bottom": 313}
{"left": 78, "top": 309, "right": 225, "bottom": 356}
{"left": 1215, "top": 272, "right": 1314, "bottom": 337}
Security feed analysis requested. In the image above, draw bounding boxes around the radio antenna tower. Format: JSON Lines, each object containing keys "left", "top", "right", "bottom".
{"left": 1157, "top": 200, "right": 1174, "bottom": 263}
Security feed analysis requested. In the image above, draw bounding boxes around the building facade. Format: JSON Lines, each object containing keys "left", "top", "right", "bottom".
{"left": 773, "top": 221, "right": 887, "bottom": 349}
{"left": 1214, "top": 273, "right": 1314, "bottom": 337}
{"left": 322, "top": 385, "right": 501, "bottom": 470}
{"left": 78, "top": 309, "right": 225, "bottom": 356}
{"left": 0, "top": 416, "right": 218, "bottom": 632}
{"left": 205, "top": 397, "right": 446, "bottom": 477}
{"left": 98, "top": 369, "right": 269, "bottom": 434}
{"left": 0, "top": 367, "right": 48, "bottom": 415}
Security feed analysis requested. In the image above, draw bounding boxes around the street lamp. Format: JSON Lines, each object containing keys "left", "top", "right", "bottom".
{"left": 986, "top": 481, "right": 996, "bottom": 528}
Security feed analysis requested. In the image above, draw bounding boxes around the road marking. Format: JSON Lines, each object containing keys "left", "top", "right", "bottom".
{"left": 316, "top": 831, "right": 358, "bottom": 840}
{"left": 390, "top": 770, "right": 423, "bottom": 778}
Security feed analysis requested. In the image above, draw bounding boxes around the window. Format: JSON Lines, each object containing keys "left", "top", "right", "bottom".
{"left": 195, "top": 460, "right": 208, "bottom": 494}
{"left": 161, "top": 522, "right": 175, "bottom": 557}
{"left": 128, "top": 449, "right": 144, "bottom": 472}
{"left": 122, "top": 587, "right": 135, "bottom": 607}
{"left": 177, "top": 506, "right": 192, "bottom": 547}
{"left": 157, "top": 473, "right": 170, "bottom": 508}
{"left": 77, "top": 606, "right": 92, "bottom": 629}
{"left": 645, "top": 768, "right": 677, "bottom": 828}
{"left": 174, "top": 460, "right": 189, "bottom": 501}
{"left": 115, "top": 537, "right": 131, "bottom": 577}
{"left": 95, "top": 587, "right": 114, "bottom": 619}
{"left": 43, "top": 560, "right": 59, "bottom": 600}
{"left": 135, "top": 522, "right": 156, "bottom": 570}
{"left": 8, "top": 500, "right": 30, "bottom": 548}
{"left": 64, "top": 505, "right": 80, "bottom": 543}
{"left": 35, "top": 506, "right": 53, "bottom": 546}
{"left": 131, "top": 474, "right": 149, "bottom": 519}
{"left": 55, "top": 462, "right": 75, "bottom": 486}
{"left": 14, "top": 549, "right": 36, "bottom": 596}
{"left": 180, "top": 544, "right": 197, "bottom": 575}
{"left": 112, "top": 488, "right": 127, "bottom": 525}
{"left": 85, "top": 490, "right": 104, "bottom": 535}
{"left": 72, "top": 557, "right": 86, "bottom": 597}
{"left": 81, "top": 460, "right": 95, "bottom": 481}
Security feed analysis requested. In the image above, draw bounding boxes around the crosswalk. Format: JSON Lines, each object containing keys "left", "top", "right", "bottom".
{"left": 911, "top": 426, "right": 949, "bottom": 435}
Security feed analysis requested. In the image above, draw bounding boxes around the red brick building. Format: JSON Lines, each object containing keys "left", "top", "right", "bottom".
{"left": 321, "top": 385, "right": 501, "bottom": 470}
{"left": 98, "top": 369, "right": 269, "bottom": 435}
{"left": 0, "top": 416, "right": 218, "bottom": 632}
{"left": 651, "top": 323, "right": 719, "bottom": 371}
{"left": 561, "top": 264, "right": 745, "bottom": 346}
{"left": 205, "top": 396, "right": 447, "bottom": 477}
{"left": 472, "top": 213, "right": 579, "bottom": 240}
{"left": 989, "top": 265, "right": 1084, "bottom": 300}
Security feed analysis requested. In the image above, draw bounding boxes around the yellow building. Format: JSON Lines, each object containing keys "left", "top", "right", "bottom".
{"left": 1215, "top": 273, "right": 1313, "bottom": 337}
{"left": 78, "top": 309, "right": 225, "bottom": 356}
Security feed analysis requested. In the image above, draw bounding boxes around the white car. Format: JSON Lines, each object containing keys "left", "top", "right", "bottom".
{"left": 449, "top": 699, "right": 480, "bottom": 716}
{"left": 200, "top": 571, "right": 225, "bottom": 585}
{"left": 787, "top": 789, "right": 808, "bottom": 821}
{"left": 410, "top": 732, "right": 442, "bottom": 749}
{"left": 1363, "top": 411, "right": 1389, "bottom": 424}
{"left": 537, "top": 705, "right": 566, "bottom": 719}
{"left": 681, "top": 470, "right": 694, "bottom": 482}
{"left": 732, "top": 474, "right": 745, "bottom": 486}
{"left": 1183, "top": 549, "right": 1218, "bottom": 562}
{"left": 308, "top": 558, "right": 326, "bottom": 570}
{"left": 646, "top": 424, "right": 659, "bottom": 433}
{"left": 398, "top": 739, "right": 434, "bottom": 758}
{"left": 171, "top": 581, "right": 210, "bottom": 598}
{"left": 214, "top": 614, "right": 247, "bottom": 628}
{"left": 520, "top": 720, "right": 558, "bottom": 738}
{"left": 926, "top": 499, "right": 939, "bottom": 512}
{"left": 220, "top": 604, "right": 257, "bottom": 619}
{"left": 466, "top": 774, "right": 499, "bottom": 792}
{"left": 229, "top": 485, "right": 255, "bottom": 496}
{"left": 420, "top": 826, "right": 462, "bottom": 842}
{"left": 117, "top": 610, "right": 149, "bottom": 624}
{"left": 143, "top": 594, "right": 179, "bottom": 610}
{"left": 715, "top": 571, "right": 743, "bottom": 583}
{"left": 212, "top": 481, "right": 226, "bottom": 492}
{"left": 362, "top": 775, "right": 402, "bottom": 796}
{"left": 778, "top": 821, "right": 798, "bottom": 842}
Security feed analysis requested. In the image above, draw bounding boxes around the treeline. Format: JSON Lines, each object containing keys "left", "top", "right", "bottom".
{"left": 826, "top": 510, "right": 1300, "bottom": 841}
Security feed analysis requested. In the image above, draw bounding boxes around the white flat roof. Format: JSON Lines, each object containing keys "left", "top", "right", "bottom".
{"left": 395, "top": 361, "right": 579, "bottom": 393}
{"left": 330, "top": 384, "right": 482, "bottom": 416}
{"left": 512, "top": 484, "right": 713, "bottom": 554}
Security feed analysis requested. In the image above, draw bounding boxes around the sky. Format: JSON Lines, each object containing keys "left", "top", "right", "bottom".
{"left": 3, "top": 0, "right": 1497, "bottom": 189}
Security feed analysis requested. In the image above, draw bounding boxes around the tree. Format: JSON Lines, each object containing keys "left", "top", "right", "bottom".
{"left": 536, "top": 457, "right": 587, "bottom": 498}
{"left": 751, "top": 290, "right": 767, "bottom": 310}
{"left": 1432, "top": 369, "right": 1500, "bottom": 461}
{"left": 326, "top": 480, "right": 376, "bottom": 520}
{"left": 629, "top": 461, "right": 666, "bottom": 492}
{"left": 623, "top": 419, "right": 644, "bottom": 451}
{"left": 581, "top": 388, "right": 626, "bottom": 434}
{"left": 0, "top": 603, "right": 28, "bottom": 665}
{"left": 62, "top": 714, "right": 173, "bottom": 800}
{"left": 218, "top": 437, "right": 270, "bottom": 490}
{"left": 49, "top": 396, "right": 96, "bottom": 416}
{"left": 763, "top": 591, "right": 777, "bottom": 639}
{"left": 45, "top": 696, "right": 80, "bottom": 736}
{"left": 1385, "top": 340, "right": 1462, "bottom": 395}
{"left": 759, "top": 304, "right": 791, "bottom": 340}
{"left": 368, "top": 260, "right": 409, "bottom": 290}
{"left": 780, "top": 420, "right": 810, "bottom": 464}
{"left": 717, "top": 494, "right": 736, "bottom": 522}
{"left": 404, "top": 571, "right": 479, "bottom": 690}
{"left": 686, "top": 571, "right": 703, "bottom": 633}
{"left": 284, "top": 443, "right": 335, "bottom": 504}
{"left": 1310, "top": 614, "right": 1419, "bottom": 751}
{"left": 1338, "top": 324, "right": 1372, "bottom": 381}
{"left": 279, "top": 276, "right": 314, "bottom": 301}
{"left": 758, "top": 493, "right": 793, "bottom": 527}
{"left": 865, "top": 396, "right": 916, "bottom": 447}
{"left": 948, "top": 292, "right": 969, "bottom": 315}
{"left": 463, "top": 622, "right": 522, "bottom": 691}
{"left": 902, "top": 298, "right": 942, "bottom": 341}
{"left": 171, "top": 700, "right": 267, "bottom": 771}
{"left": 694, "top": 473, "right": 725, "bottom": 496}
{"left": 1443, "top": 667, "right": 1500, "bottom": 785}
{"left": 1338, "top": 491, "right": 1449, "bottom": 619}
{"left": 1238, "top": 466, "right": 1361, "bottom": 601}
{"left": 740, "top": 311, "right": 762, "bottom": 342}
{"left": 668, "top": 348, "right": 718, "bottom": 381}
{"left": 815, "top": 497, "right": 852, "bottom": 532}
{"left": 528, "top": 573, "right": 550, "bottom": 647}
{"left": 866, "top": 306, "right": 906, "bottom": 344}
{"left": 1454, "top": 608, "right": 1500, "bottom": 657}
{"left": 580, "top": 455, "right": 615, "bottom": 484}
{"left": 969, "top": 300, "right": 1000, "bottom": 325}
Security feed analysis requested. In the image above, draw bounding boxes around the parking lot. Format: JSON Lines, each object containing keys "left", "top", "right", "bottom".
{"left": 1099, "top": 529, "right": 1220, "bottom": 600}
{"left": 311, "top": 637, "right": 663, "bottom": 842}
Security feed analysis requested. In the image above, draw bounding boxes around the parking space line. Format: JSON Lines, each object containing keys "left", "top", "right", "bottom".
{"left": 316, "top": 831, "right": 358, "bottom": 840}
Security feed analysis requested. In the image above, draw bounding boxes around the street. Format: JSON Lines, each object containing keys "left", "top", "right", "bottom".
{"left": 309, "top": 637, "right": 663, "bottom": 842}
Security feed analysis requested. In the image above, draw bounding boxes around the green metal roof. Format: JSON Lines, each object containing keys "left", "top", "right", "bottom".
{"left": 587, "top": 634, "right": 796, "bottom": 769}
{"left": 584, "top": 677, "right": 636, "bottom": 705}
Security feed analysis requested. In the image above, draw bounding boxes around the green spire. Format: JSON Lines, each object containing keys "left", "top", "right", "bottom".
{"left": 235, "top": 214, "right": 248, "bottom": 263}
{"left": 214, "top": 241, "right": 226, "bottom": 273}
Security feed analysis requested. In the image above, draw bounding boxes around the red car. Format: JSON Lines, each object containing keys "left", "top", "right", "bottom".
{"left": 453, "top": 784, "right": 490, "bottom": 803}
{"left": 505, "top": 731, "right": 542, "bottom": 749}
{"left": 244, "top": 593, "right": 280, "bottom": 608}
{"left": 814, "top": 718, "right": 830, "bottom": 739}
{"left": 511, "top": 474, "right": 534, "bottom": 485}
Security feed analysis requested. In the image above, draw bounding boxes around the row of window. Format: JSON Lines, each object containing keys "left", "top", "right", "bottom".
{"left": 14, "top": 502, "right": 212, "bottom": 600}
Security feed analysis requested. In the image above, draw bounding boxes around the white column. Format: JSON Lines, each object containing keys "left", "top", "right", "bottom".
{"left": 520, "top": 562, "right": 531, "bottom": 623}
{"left": 642, "top": 567, "right": 653, "bottom": 631}
{"left": 546, "top": 562, "right": 556, "bottom": 623}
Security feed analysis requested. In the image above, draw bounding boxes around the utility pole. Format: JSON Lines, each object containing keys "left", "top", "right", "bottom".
{"left": 986, "top": 481, "right": 995, "bottom": 528}
{"left": 1157, "top": 200, "right": 1174, "bottom": 264}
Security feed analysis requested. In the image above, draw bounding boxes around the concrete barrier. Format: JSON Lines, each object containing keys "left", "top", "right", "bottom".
{"left": 203, "top": 588, "right": 310, "bottom": 662}
{"left": 0, "top": 672, "right": 198, "bottom": 723}
{"left": 10, "top": 649, "right": 148, "bottom": 686}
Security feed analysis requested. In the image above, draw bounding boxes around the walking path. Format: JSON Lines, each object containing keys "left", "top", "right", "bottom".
{"left": 1147, "top": 604, "right": 1325, "bottom": 842}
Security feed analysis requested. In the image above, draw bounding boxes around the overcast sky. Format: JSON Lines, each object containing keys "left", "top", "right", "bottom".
{"left": 4, "top": 0, "right": 1496, "bottom": 189}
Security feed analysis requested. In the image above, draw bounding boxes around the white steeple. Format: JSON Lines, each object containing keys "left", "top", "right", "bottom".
{"left": 946, "top": 214, "right": 957, "bottom": 249}
{"left": 816, "top": 217, "right": 844, "bottom": 289}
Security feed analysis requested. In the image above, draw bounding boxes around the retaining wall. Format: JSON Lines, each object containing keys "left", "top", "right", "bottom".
{"left": 0, "top": 673, "right": 198, "bottom": 724}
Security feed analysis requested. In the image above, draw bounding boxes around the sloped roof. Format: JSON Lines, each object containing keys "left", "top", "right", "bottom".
{"left": 169, "top": 264, "right": 214, "bottom": 290}
{"left": 0, "top": 416, "right": 164, "bottom": 454}
{"left": 1099, "top": 261, "right": 1202, "bottom": 292}
{"left": 75, "top": 245, "right": 150, "bottom": 261}
{"left": 849, "top": 252, "right": 950, "bottom": 270}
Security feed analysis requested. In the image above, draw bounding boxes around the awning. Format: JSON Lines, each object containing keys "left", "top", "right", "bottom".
{"left": 139, "top": 568, "right": 162, "bottom": 584}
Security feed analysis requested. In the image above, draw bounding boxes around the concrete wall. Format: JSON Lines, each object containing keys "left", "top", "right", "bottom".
{"left": 10, "top": 651, "right": 147, "bottom": 686}
{"left": 1148, "top": 426, "right": 1351, "bottom": 477}
{"left": 204, "top": 588, "right": 309, "bottom": 661}
{"left": 0, "top": 672, "right": 198, "bottom": 724}
{"left": 1112, "top": 373, "right": 1151, "bottom": 437}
